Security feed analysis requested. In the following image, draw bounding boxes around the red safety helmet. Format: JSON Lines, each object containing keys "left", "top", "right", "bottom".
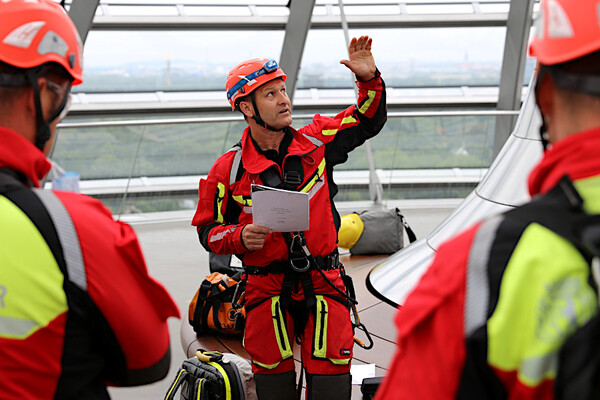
{"left": 529, "top": 0, "right": 600, "bottom": 66}
{"left": 226, "top": 58, "right": 286, "bottom": 110}
{"left": 0, "top": 0, "right": 83, "bottom": 85}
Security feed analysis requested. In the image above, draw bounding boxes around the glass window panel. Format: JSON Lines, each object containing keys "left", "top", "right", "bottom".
{"left": 100, "top": 0, "right": 287, "bottom": 4}
{"left": 479, "top": 3, "right": 510, "bottom": 13}
{"left": 161, "top": 91, "right": 223, "bottom": 101}
{"left": 299, "top": 27, "right": 505, "bottom": 89}
{"left": 78, "top": 30, "right": 285, "bottom": 93}
{"left": 53, "top": 118, "right": 247, "bottom": 181}
{"left": 84, "top": 93, "right": 160, "bottom": 103}
{"left": 331, "top": 5, "right": 401, "bottom": 15}
{"left": 406, "top": 4, "right": 474, "bottom": 14}
{"left": 316, "top": 0, "right": 400, "bottom": 4}
{"left": 108, "top": 6, "right": 180, "bottom": 16}
{"left": 52, "top": 110, "right": 501, "bottom": 212}
{"left": 313, "top": 6, "right": 329, "bottom": 16}
{"left": 184, "top": 6, "right": 252, "bottom": 16}
{"left": 464, "top": 87, "right": 499, "bottom": 96}
{"left": 255, "top": 6, "right": 290, "bottom": 16}
{"left": 392, "top": 87, "right": 464, "bottom": 97}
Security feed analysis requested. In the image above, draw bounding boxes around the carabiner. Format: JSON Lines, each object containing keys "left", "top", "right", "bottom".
{"left": 354, "top": 322, "right": 374, "bottom": 350}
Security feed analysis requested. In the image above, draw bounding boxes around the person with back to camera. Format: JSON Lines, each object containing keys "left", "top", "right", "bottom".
{"left": 374, "top": 0, "right": 600, "bottom": 398}
{"left": 192, "top": 36, "right": 387, "bottom": 399}
{"left": 0, "top": 1, "right": 180, "bottom": 398}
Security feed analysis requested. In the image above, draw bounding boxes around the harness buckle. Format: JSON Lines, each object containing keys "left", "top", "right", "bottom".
{"left": 284, "top": 170, "right": 302, "bottom": 186}
{"left": 290, "top": 257, "right": 311, "bottom": 273}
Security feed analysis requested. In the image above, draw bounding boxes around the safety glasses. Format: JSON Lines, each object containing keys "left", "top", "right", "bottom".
{"left": 226, "top": 59, "right": 279, "bottom": 101}
{"left": 46, "top": 79, "right": 72, "bottom": 121}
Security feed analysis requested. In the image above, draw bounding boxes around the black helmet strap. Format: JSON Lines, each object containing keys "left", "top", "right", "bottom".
{"left": 250, "top": 91, "right": 285, "bottom": 133}
{"left": 24, "top": 67, "right": 72, "bottom": 152}
{"left": 25, "top": 69, "right": 51, "bottom": 152}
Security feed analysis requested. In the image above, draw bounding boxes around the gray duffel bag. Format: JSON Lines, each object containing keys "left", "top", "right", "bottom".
{"left": 350, "top": 208, "right": 416, "bottom": 255}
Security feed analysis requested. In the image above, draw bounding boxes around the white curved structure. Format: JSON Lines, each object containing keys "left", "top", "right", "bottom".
{"left": 367, "top": 82, "right": 543, "bottom": 307}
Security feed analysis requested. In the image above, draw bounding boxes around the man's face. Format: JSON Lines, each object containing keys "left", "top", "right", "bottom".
{"left": 253, "top": 78, "right": 292, "bottom": 130}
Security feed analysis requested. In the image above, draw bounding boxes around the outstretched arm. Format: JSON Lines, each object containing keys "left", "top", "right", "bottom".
{"left": 340, "top": 35, "right": 377, "bottom": 81}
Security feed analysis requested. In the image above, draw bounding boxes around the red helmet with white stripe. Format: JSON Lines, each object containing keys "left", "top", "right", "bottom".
{"left": 0, "top": 0, "right": 83, "bottom": 84}
{"left": 529, "top": 0, "right": 600, "bottom": 66}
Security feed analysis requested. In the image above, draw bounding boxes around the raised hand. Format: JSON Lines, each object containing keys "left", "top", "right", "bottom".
{"left": 340, "top": 35, "right": 377, "bottom": 81}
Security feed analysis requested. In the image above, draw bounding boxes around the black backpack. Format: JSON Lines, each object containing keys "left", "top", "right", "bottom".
{"left": 164, "top": 350, "right": 257, "bottom": 400}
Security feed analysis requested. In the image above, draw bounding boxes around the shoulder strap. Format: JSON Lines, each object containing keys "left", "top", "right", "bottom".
{"left": 229, "top": 142, "right": 243, "bottom": 187}
{"left": 396, "top": 208, "right": 417, "bottom": 244}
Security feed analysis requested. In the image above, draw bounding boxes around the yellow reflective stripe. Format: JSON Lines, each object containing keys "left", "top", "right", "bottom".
{"left": 216, "top": 182, "right": 226, "bottom": 223}
{"left": 0, "top": 196, "right": 67, "bottom": 339}
{"left": 488, "top": 223, "right": 597, "bottom": 386}
{"left": 358, "top": 90, "right": 376, "bottom": 114}
{"left": 321, "top": 116, "right": 357, "bottom": 137}
{"left": 313, "top": 295, "right": 328, "bottom": 359}
{"left": 252, "top": 360, "right": 282, "bottom": 369}
{"left": 299, "top": 158, "right": 326, "bottom": 194}
{"left": 208, "top": 362, "right": 232, "bottom": 400}
{"left": 165, "top": 368, "right": 186, "bottom": 400}
{"left": 196, "top": 378, "right": 204, "bottom": 400}
{"left": 341, "top": 115, "right": 357, "bottom": 125}
{"left": 232, "top": 194, "right": 252, "bottom": 207}
{"left": 328, "top": 358, "right": 351, "bottom": 365}
{"left": 271, "top": 296, "right": 293, "bottom": 361}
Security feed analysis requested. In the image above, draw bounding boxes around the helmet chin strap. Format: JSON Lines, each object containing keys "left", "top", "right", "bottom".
{"left": 534, "top": 68, "right": 551, "bottom": 151}
{"left": 25, "top": 68, "right": 71, "bottom": 152}
{"left": 25, "top": 69, "right": 51, "bottom": 152}
{"left": 250, "top": 92, "right": 285, "bottom": 132}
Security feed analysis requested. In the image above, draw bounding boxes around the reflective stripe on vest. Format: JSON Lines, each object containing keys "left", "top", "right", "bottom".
{"left": 0, "top": 190, "right": 85, "bottom": 339}
{"left": 464, "top": 215, "right": 503, "bottom": 337}
{"left": 33, "top": 189, "right": 87, "bottom": 291}
{"left": 487, "top": 223, "right": 597, "bottom": 386}
{"left": 464, "top": 215, "right": 598, "bottom": 388}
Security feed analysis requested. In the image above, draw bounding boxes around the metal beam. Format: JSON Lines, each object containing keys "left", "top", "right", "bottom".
{"left": 68, "top": 0, "right": 100, "bottom": 43}
{"left": 279, "top": 0, "right": 316, "bottom": 104}
{"left": 492, "top": 0, "right": 535, "bottom": 157}
{"left": 89, "top": 13, "right": 508, "bottom": 31}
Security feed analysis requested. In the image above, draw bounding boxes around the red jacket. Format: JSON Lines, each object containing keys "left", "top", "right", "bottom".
{"left": 0, "top": 127, "right": 180, "bottom": 399}
{"left": 375, "top": 128, "right": 600, "bottom": 399}
{"left": 192, "top": 76, "right": 386, "bottom": 301}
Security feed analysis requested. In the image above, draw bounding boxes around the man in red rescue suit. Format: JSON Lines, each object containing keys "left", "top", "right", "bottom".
{"left": 375, "top": 0, "right": 600, "bottom": 399}
{"left": 192, "top": 36, "right": 386, "bottom": 399}
{"left": 0, "top": 1, "right": 180, "bottom": 399}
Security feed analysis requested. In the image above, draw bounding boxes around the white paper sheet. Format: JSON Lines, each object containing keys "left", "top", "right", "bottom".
{"left": 350, "top": 363, "right": 376, "bottom": 385}
{"left": 251, "top": 184, "right": 309, "bottom": 232}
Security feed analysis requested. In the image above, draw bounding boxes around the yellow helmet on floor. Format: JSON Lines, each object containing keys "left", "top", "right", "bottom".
{"left": 338, "top": 213, "right": 365, "bottom": 249}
